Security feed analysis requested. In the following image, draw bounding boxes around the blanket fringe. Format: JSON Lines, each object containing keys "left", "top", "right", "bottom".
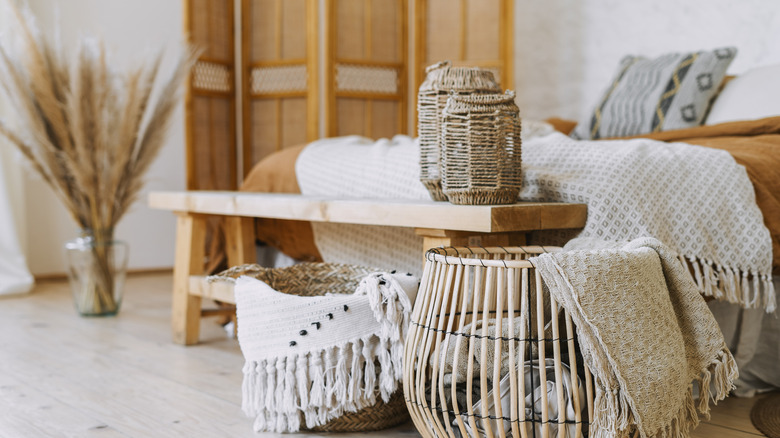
{"left": 591, "top": 346, "right": 738, "bottom": 438}
{"left": 639, "top": 347, "right": 737, "bottom": 438}
{"left": 682, "top": 255, "right": 775, "bottom": 312}
{"left": 696, "top": 348, "right": 738, "bottom": 418}
{"left": 242, "top": 271, "right": 411, "bottom": 433}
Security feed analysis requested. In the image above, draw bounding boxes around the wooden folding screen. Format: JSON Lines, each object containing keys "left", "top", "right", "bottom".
{"left": 241, "top": 0, "right": 318, "bottom": 175}
{"left": 184, "top": 0, "right": 512, "bottom": 184}
{"left": 183, "top": 0, "right": 237, "bottom": 190}
{"left": 324, "top": 0, "right": 407, "bottom": 139}
{"left": 415, "top": 0, "right": 513, "bottom": 93}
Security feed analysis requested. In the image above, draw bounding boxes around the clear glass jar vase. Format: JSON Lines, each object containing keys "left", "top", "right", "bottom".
{"left": 64, "top": 229, "right": 129, "bottom": 316}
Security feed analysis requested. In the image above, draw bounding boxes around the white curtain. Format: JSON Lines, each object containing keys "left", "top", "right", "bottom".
{"left": 0, "top": 3, "right": 34, "bottom": 295}
{"left": 0, "top": 138, "right": 33, "bottom": 295}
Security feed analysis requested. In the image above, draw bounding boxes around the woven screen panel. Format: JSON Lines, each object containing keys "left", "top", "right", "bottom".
{"left": 332, "top": 99, "right": 398, "bottom": 138}
{"left": 371, "top": 100, "right": 399, "bottom": 139}
{"left": 464, "top": 0, "right": 500, "bottom": 61}
{"left": 280, "top": 0, "right": 306, "bottom": 59}
{"left": 370, "top": 0, "right": 400, "bottom": 62}
{"left": 247, "top": 98, "right": 308, "bottom": 164}
{"left": 251, "top": 65, "right": 307, "bottom": 94}
{"left": 192, "top": 96, "right": 235, "bottom": 190}
{"left": 248, "top": 0, "right": 276, "bottom": 61}
{"left": 337, "top": 99, "right": 367, "bottom": 136}
{"left": 250, "top": 99, "right": 278, "bottom": 164}
{"left": 190, "top": 0, "right": 232, "bottom": 61}
{"left": 424, "top": 0, "right": 502, "bottom": 66}
{"left": 192, "top": 61, "right": 232, "bottom": 93}
{"left": 336, "top": 64, "right": 399, "bottom": 94}
{"left": 335, "top": 0, "right": 401, "bottom": 62}
{"left": 248, "top": 0, "right": 306, "bottom": 61}
{"left": 336, "top": 0, "right": 366, "bottom": 59}
{"left": 425, "top": 0, "right": 462, "bottom": 62}
{"left": 281, "top": 98, "right": 308, "bottom": 148}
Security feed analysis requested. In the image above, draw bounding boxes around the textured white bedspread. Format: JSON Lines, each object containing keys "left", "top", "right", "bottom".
{"left": 296, "top": 125, "right": 775, "bottom": 311}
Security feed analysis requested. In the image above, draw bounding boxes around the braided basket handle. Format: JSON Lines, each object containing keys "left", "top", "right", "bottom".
{"left": 425, "top": 60, "right": 451, "bottom": 74}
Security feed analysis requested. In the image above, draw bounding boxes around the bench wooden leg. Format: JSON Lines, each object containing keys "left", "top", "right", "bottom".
{"left": 225, "top": 216, "right": 257, "bottom": 267}
{"left": 172, "top": 213, "right": 206, "bottom": 345}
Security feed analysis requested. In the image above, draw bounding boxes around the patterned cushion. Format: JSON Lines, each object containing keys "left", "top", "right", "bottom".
{"left": 571, "top": 47, "right": 737, "bottom": 140}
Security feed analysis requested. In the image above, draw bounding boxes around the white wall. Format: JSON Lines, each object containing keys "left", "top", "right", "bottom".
{"left": 24, "top": 0, "right": 185, "bottom": 275}
{"left": 514, "top": 0, "right": 780, "bottom": 120}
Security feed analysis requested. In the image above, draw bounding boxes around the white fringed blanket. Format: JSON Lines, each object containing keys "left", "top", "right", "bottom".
{"left": 232, "top": 271, "right": 417, "bottom": 433}
{"left": 531, "top": 237, "right": 738, "bottom": 438}
{"left": 296, "top": 127, "right": 775, "bottom": 310}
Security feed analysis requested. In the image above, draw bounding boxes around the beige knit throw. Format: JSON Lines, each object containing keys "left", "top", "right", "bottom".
{"left": 531, "top": 237, "right": 738, "bottom": 438}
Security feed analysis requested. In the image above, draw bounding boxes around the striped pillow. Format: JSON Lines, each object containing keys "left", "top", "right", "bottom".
{"left": 571, "top": 47, "right": 737, "bottom": 140}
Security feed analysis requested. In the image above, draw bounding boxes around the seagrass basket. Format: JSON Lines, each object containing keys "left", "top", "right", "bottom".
{"left": 440, "top": 91, "right": 522, "bottom": 205}
{"left": 403, "top": 247, "right": 595, "bottom": 438}
{"left": 418, "top": 61, "right": 502, "bottom": 201}
{"left": 213, "top": 263, "right": 410, "bottom": 433}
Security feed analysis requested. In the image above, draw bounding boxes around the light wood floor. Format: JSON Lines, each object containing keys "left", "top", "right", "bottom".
{"left": 0, "top": 272, "right": 768, "bottom": 437}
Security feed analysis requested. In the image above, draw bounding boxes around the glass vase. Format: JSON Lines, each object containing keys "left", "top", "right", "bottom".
{"left": 64, "top": 229, "right": 129, "bottom": 316}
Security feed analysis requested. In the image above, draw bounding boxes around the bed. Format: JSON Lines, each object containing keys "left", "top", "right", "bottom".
{"left": 237, "top": 59, "right": 780, "bottom": 396}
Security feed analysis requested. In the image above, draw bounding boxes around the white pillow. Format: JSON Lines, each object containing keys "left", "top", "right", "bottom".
{"left": 705, "top": 64, "right": 780, "bottom": 125}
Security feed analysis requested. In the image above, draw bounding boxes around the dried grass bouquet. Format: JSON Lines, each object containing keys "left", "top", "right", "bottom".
{"left": 0, "top": 5, "right": 196, "bottom": 314}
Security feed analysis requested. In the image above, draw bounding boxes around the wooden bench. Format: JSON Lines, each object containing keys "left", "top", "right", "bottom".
{"left": 148, "top": 191, "right": 587, "bottom": 344}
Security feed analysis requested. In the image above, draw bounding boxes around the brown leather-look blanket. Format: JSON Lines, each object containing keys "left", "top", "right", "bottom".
{"left": 242, "top": 117, "right": 780, "bottom": 273}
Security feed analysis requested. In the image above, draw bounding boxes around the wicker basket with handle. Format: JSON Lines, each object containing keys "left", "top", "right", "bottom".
{"left": 403, "top": 246, "right": 595, "bottom": 438}
{"left": 440, "top": 91, "right": 522, "bottom": 205}
{"left": 418, "top": 61, "right": 502, "bottom": 201}
{"left": 213, "top": 262, "right": 411, "bottom": 433}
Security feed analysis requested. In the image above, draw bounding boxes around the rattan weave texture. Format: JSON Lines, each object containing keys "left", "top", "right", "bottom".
{"left": 441, "top": 91, "right": 522, "bottom": 205}
{"left": 417, "top": 61, "right": 501, "bottom": 201}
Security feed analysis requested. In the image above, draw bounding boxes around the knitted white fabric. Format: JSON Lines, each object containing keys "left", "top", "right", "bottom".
{"left": 521, "top": 131, "right": 774, "bottom": 311}
{"left": 531, "top": 237, "right": 738, "bottom": 438}
{"left": 233, "top": 271, "right": 418, "bottom": 433}
{"left": 296, "top": 135, "right": 430, "bottom": 277}
{"left": 295, "top": 127, "right": 775, "bottom": 310}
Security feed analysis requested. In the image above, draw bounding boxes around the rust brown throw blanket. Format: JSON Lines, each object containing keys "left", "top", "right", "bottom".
{"left": 532, "top": 237, "right": 738, "bottom": 438}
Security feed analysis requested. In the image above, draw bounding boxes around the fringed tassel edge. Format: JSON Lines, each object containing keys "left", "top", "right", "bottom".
{"left": 241, "top": 334, "right": 405, "bottom": 432}
{"left": 678, "top": 255, "right": 776, "bottom": 312}
{"left": 357, "top": 272, "right": 414, "bottom": 343}
{"left": 638, "top": 347, "right": 738, "bottom": 438}
{"left": 695, "top": 347, "right": 739, "bottom": 418}
{"left": 241, "top": 271, "right": 413, "bottom": 433}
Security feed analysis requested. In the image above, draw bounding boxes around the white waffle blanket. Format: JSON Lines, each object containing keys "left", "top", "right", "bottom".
{"left": 234, "top": 271, "right": 418, "bottom": 432}
{"left": 296, "top": 125, "right": 775, "bottom": 310}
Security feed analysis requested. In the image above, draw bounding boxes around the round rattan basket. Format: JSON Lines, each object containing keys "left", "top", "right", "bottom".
{"left": 403, "top": 247, "right": 595, "bottom": 438}
{"left": 418, "top": 61, "right": 501, "bottom": 201}
{"left": 440, "top": 91, "right": 522, "bottom": 205}
{"left": 215, "top": 263, "right": 410, "bottom": 432}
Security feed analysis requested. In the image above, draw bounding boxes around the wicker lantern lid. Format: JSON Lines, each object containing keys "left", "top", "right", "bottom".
{"left": 418, "top": 60, "right": 502, "bottom": 93}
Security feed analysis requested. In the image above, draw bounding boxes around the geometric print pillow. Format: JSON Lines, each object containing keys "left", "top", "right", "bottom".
{"left": 571, "top": 47, "right": 737, "bottom": 140}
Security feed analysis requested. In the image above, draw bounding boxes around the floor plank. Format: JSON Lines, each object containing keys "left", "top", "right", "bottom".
{"left": 0, "top": 273, "right": 766, "bottom": 437}
{"left": 703, "top": 393, "right": 765, "bottom": 436}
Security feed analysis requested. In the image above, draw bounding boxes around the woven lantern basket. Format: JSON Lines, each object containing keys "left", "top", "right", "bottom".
{"left": 418, "top": 61, "right": 502, "bottom": 201}
{"left": 403, "top": 247, "right": 596, "bottom": 438}
{"left": 440, "top": 91, "right": 522, "bottom": 205}
{"left": 214, "top": 263, "right": 410, "bottom": 433}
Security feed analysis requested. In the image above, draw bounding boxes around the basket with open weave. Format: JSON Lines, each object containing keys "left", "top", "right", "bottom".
{"left": 418, "top": 61, "right": 502, "bottom": 201}
{"left": 211, "top": 263, "right": 415, "bottom": 433}
{"left": 440, "top": 91, "right": 522, "bottom": 205}
{"left": 403, "top": 247, "right": 595, "bottom": 438}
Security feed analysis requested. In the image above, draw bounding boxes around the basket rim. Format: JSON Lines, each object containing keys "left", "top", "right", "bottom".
{"left": 425, "top": 245, "right": 561, "bottom": 267}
